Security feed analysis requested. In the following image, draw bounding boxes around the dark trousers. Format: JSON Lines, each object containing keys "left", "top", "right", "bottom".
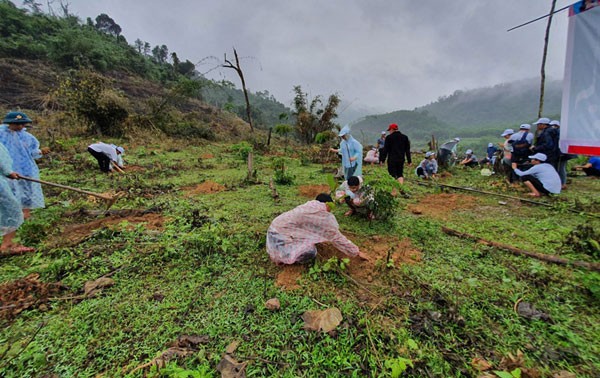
{"left": 583, "top": 167, "right": 600, "bottom": 177}
{"left": 387, "top": 160, "right": 405, "bottom": 179}
{"left": 88, "top": 147, "right": 111, "bottom": 173}
{"left": 521, "top": 175, "right": 550, "bottom": 195}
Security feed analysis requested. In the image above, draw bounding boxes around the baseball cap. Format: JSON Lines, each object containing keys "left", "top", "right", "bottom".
{"left": 387, "top": 123, "right": 398, "bottom": 131}
{"left": 501, "top": 129, "right": 514, "bottom": 137}
{"left": 466, "top": 149, "right": 473, "bottom": 154}
{"left": 381, "top": 131, "right": 386, "bottom": 135}
{"left": 549, "top": 120, "right": 560, "bottom": 126}
{"left": 488, "top": 142, "right": 493, "bottom": 147}
{"left": 519, "top": 124, "right": 531, "bottom": 130}
{"left": 454, "top": 137, "right": 461, "bottom": 142}
{"left": 528, "top": 153, "right": 547, "bottom": 161}
{"left": 425, "top": 151, "right": 435, "bottom": 158}
{"left": 534, "top": 117, "right": 550, "bottom": 125}
{"left": 116, "top": 146, "right": 125, "bottom": 154}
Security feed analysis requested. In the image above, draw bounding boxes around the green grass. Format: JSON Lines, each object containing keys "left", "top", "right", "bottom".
{"left": 1, "top": 140, "right": 598, "bottom": 377}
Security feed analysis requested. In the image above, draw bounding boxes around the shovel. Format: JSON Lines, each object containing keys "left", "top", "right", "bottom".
{"left": 18, "top": 176, "right": 125, "bottom": 210}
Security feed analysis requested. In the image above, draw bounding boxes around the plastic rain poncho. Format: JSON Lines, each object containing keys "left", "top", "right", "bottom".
{"left": 338, "top": 127, "right": 363, "bottom": 179}
{"left": 266, "top": 200, "right": 359, "bottom": 264}
{"left": 0, "top": 143, "right": 24, "bottom": 236}
{"left": 0, "top": 125, "right": 45, "bottom": 209}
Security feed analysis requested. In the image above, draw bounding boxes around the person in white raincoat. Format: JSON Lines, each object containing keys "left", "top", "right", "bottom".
{"left": 1, "top": 143, "right": 31, "bottom": 253}
{"left": 266, "top": 193, "right": 369, "bottom": 264}
{"left": 329, "top": 125, "right": 363, "bottom": 179}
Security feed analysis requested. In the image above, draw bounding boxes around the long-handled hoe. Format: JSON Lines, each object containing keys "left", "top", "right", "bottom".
{"left": 19, "top": 176, "right": 125, "bottom": 210}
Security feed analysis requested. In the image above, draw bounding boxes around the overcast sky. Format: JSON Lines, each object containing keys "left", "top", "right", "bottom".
{"left": 59, "top": 0, "right": 571, "bottom": 116}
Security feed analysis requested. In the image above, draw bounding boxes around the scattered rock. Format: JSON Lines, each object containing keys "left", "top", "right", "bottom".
{"left": 517, "top": 302, "right": 551, "bottom": 322}
{"left": 265, "top": 298, "right": 281, "bottom": 311}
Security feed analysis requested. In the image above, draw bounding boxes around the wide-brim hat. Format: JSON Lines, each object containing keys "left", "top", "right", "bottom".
{"left": 3, "top": 111, "right": 32, "bottom": 124}
{"left": 519, "top": 124, "right": 531, "bottom": 130}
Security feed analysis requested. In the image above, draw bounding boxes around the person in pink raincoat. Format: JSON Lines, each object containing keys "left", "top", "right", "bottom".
{"left": 266, "top": 193, "right": 369, "bottom": 264}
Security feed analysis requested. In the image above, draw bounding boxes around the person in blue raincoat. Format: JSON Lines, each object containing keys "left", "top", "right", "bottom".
{"left": 0, "top": 111, "right": 50, "bottom": 220}
{"left": 0, "top": 142, "right": 32, "bottom": 253}
{"left": 329, "top": 125, "right": 363, "bottom": 179}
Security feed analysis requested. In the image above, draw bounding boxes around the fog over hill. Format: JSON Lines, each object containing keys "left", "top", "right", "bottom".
{"left": 348, "top": 78, "right": 563, "bottom": 146}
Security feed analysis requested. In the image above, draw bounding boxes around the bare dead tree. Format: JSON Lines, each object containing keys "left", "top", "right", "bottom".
{"left": 538, "top": 0, "right": 557, "bottom": 118}
{"left": 223, "top": 49, "right": 254, "bottom": 132}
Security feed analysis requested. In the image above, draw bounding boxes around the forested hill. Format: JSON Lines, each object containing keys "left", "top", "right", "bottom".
{"left": 350, "top": 78, "right": 562, "bottom": 146}
{"left": 0, "top": 0, "right": 290, "bottom": 137}
{"left": 416, "top": 78, "right": 562, "bottom": 129}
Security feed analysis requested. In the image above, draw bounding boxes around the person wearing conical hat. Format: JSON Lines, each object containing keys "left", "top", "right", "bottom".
{"left": 0, "top": 111, "right": 49, "bottom": 220}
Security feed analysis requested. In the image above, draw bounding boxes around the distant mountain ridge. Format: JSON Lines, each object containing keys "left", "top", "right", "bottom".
{"left": 416, "top": 78, "right": 562, "bottom": 128}
{"left": 350, "top": 78, "right": 563, "bottom": 145}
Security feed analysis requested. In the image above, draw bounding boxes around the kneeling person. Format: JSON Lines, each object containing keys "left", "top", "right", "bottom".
{"left": 512, "top": 153, "right": 561, "bottom": 197}
{"left": 335, "top": 176, "right": 375, "bottom": 219}
{"left": 266, "top": 193, "right": 368, "bottom": 265}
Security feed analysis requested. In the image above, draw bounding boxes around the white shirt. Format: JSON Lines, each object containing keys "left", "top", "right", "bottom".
{"left": 514, "top": 163, "right": 561, "bottom": 194}
{"left": 509, "top": 130, "right": 534, "bottom": 144}
{"left": 88, "top": 142, "right": 118, "bottom": 162}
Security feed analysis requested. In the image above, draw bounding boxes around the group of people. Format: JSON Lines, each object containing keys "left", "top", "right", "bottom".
{"left": 0, "top": 110, "right": 127, "bottom": 253}
{"left": 497, "top": 117, "right": 592, "bottom": 197}
{"left": 330, "top": 123, "right": 413, "bottom": 184}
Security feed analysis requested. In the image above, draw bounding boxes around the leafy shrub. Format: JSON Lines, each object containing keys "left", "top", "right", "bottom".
{"left": 164, "top": 121, "right": 215, "bottom": 140}
{"left": 562, "top": 225, "right": 600, "bottom": 258}
{"left": 273, "top": 158, "right": 294, "bottom": 185}
{"left": 53, "top": 70, "right": 130, "bottom": 136}
{"left": 364, "top": 170, "right": 402, "bottom": 221}
{"left": 230, "top": 141, "right": 253, "bottom": 161}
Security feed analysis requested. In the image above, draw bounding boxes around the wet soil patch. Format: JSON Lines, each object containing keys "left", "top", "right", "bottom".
{"left": 298, "top": 184, "right": 331, "bottom": 198}
{"left": 52, "top": 211, "right": 166, "bottom": 247}
{"left": 182, "top": 181, "right": 226, "bottom": 196}
{"left": 0, "top": 273, "right": 66, "bottom": 321}
{"left": 124, "top": 164, "right": 146, "bottom": 172}
{"left": 275, "top": 235, "right": 422, "bottom": 293}
{"left": 275, "top": 265, "right": 305, "bottom": 290}
{"left": 408, "top": 193, "right": 479, "bottom": 220}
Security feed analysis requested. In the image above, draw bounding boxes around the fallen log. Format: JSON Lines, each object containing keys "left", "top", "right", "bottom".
{"left": 441, "top": 226, "right": 600, "bottom": 272}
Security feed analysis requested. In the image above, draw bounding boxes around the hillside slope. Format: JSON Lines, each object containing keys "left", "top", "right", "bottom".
{"left": 350, "top": 78, "right": 562, "bottom": 147}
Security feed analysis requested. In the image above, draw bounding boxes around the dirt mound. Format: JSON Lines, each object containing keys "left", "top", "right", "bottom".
{"left": 275, "top": 265, "right": 305, "bottom": 290}
{"left": 55, "top": 212, "right": 166, "bottom": 246}
{"left": 318, "top": 236, "right": 422, "bottom": 282}
{"left": 298, "top": 184, "right": 331, "bottom": 198}
{"left": 182, "top": 181, "right": 226, "bottom": 196}
{"left": 408, "top": 193, "right": 479, "bottom": 220}
{"left": 0, "top": 273, "right": 65, "bottom": 321}
{"left": 274, "top": 235, "right": 422, "bottom": 292}
{"left": 125, "top": 165, "right": 146, "bottom": 172}
{"left": 200, "top": 153, "right": 214, "bottom": 159}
